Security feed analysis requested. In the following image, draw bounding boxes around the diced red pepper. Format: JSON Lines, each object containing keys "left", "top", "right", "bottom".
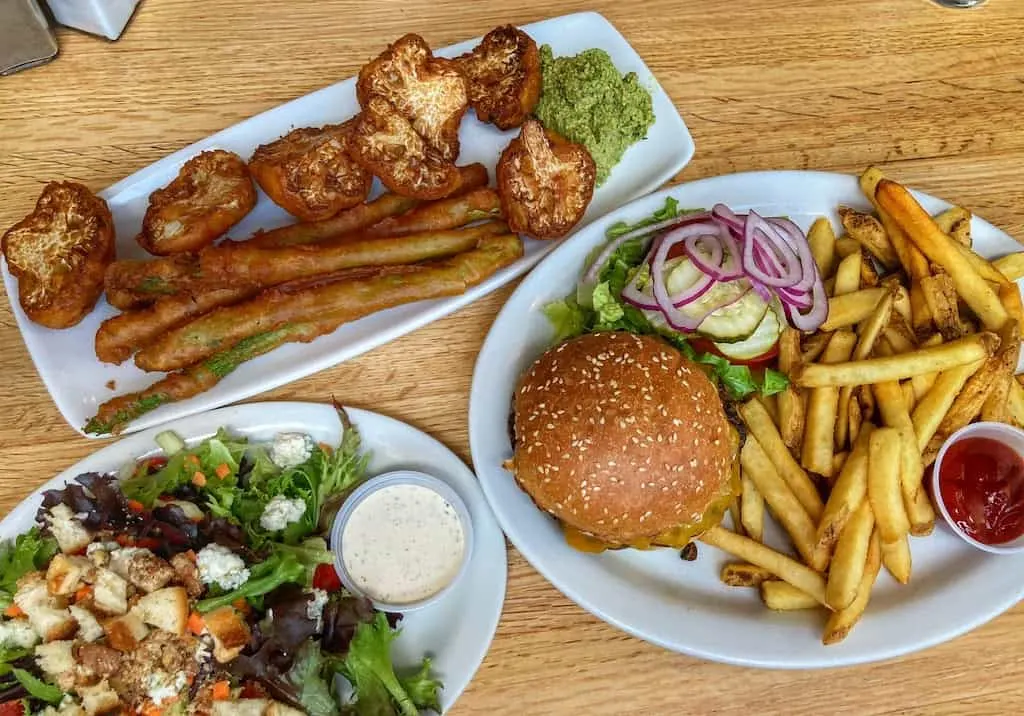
{"left": 146, "top": 456, "right": 169, "bottom": 473}
{"left": 0, "top": 701, "right": 25, "bottom": 716}
{"left": 312, "top": 563, "right": 342, "bottom": 592}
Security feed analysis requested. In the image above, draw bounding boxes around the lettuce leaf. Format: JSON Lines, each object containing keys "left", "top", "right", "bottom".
{"left": 606, "top": 196, "right": 686, "bottom": 238}
{"left": 761, "top": 368, "right": 789, "bottom": 396}
{"left": 287, "top": 641, "right": 339, "bottom": 716}
{"left": 542, "top": 298, "right": 590, "bottom": 343}
{"left": 0, "top": 529, "right": 58, "bottom": 610}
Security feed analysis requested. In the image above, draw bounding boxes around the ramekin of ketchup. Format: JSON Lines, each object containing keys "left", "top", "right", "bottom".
{"left": 932, "top": 422, "right": 1024, "bottom": 554}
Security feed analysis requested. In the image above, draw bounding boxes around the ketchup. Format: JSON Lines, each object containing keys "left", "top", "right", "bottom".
{"left": 938, "top": 437, "right": 1024, "bottom": 545}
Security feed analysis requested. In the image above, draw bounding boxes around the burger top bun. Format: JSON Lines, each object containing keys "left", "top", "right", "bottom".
{"left": 510, "top": 332, "right": 734, "bottom": 545}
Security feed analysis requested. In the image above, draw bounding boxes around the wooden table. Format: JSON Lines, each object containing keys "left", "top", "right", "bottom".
{"left": 2, "top": 0, "right": 1023, "bottom": 712}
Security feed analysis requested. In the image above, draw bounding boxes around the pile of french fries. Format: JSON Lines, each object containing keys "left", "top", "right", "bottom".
{"left": 701, "top": 167, "right": 1024, "bottom": 645}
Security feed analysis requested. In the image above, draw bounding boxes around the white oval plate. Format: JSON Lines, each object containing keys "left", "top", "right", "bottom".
{"left": 469, "top": 170, "right": 1024, "bottom": 668}
{"left": 0, "top": 402, "right": 507, "bottom": 708}
{"left": 2, "top": 10, "right": 693, "bottom": 438}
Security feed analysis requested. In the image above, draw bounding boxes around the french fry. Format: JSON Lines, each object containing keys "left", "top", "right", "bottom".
{"left": 728, "top": 501, "right": 745, "bottom": 538}
{"left": 742, "top": 437, "right": 818, "bottom": 565}
{"left": 832, "top": 451, "right": 849, "bottom": 475}
{"left": 857, "top": 384, "right": 876, "bottom": 422}
{"left": 700, "top": 527, "right": 829, "bottom": 607}
{"left": 883, "top": 321, "right": 917, "bottom": 354}
{"left": 826, "top": 502, "right": 875, "bottom": 610}
{"left": 893, "top": 284, "right": 913, "bottom": 325}
{"left": 874, "top": 381, "right": 934, "bottom": 535}
{"left": 868, "top": 428, "right": 910, "bottom": 544}
{"left": 911, "top": 360, "right": 985, "bottom": 450}
{"left": 762, "top": 581, "right": 819, "bottom": 611}
{"left": 777, "top": 329, "right": 806, "bottom": 454}
{"left": 814, "top": 426, "right": 873, "bottom": 565}
{"left": 860, "top": 252, "right": 881, "bottom": 288}
{"left": 823, "top": 532, "right": 881, "bottom": 645}
{"left": 900, "top": 381, "right": 916, "bottom": 413}
{"left": 802, "top": 331, "right": 857, "bottom": 477}
{"left": 833, "top": 251, "right": 862, "bottom": 297}
{"left": 993, "top": 252, "right": 1024, "bottom": 281}
{"left": 808, "top": 217, "right": 837, "bottom": 279}
{"left": 1008, "top": 379, "right": 1024, "bottom": 429}
{"left": 739, "top": 400, "right": 825, "bottom": 520}
{"left": 848, "top": 395, "right": 863, "bottom": 445}
{"left": 909, "top": 284, "right": 934, "bottom": 339}
{"left": 721, "top": 563, "right": 774, "bottom": 588}
{"left": 802, "top": 332, "right": 832, "bottom": 363}
{"left": 794, "top": 333, "right": 998, "bottom": 388}
{"left": 835, "top": 236, "right": 861, "bottom": 258}
{"left": 876, "top": 179, "right": 1009, "bottom": 331}
{"left": 920, "top": 273, "right": 967, "bottom": 340}
{"left": 933, "top": 206, "right": 972, "bottom": 248}
{"left": 910, "top": 335, "right": 943, "bottom": 401}
{"left": 822, "top": 287, "right": 888, "bottom": 330}
{"left": 881, "top": 536, "right": 912, "bottom": 584}
{"left": 757, "top": 393, "right": 780, "bottom": 426}
{"left": 839, "top": 206, "right": 899, "bottom": 270}
{"left": 740, "top": 471, "right": 765, "bottom": 542}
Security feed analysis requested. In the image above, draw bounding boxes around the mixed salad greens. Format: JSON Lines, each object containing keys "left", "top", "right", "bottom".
{"left": 545, "top": 197, "right": 791, "bottom": 400}
{"left": 0, "top": 405, "right": 442, "bottom": 716}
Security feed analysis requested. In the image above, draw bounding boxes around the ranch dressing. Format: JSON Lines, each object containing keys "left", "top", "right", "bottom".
{"left": 341, "top": 484, "right": 466, "bottom": 604}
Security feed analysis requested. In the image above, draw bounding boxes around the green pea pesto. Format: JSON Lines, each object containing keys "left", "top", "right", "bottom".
{"left": 534, "top": 45, "right": 655, "bottom": 185}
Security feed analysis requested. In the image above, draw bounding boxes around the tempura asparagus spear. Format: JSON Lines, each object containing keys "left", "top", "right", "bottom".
{"left": 359, "top": 188, "right": 502, "bottom": 239}
{"left": 86, "top": 234, "right": 524, "bottom": 433}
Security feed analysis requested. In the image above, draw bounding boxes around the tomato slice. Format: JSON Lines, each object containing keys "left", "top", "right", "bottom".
{"left": 691, "top": 337, "right": 779, "bottom": 368}
{"left": 313, "top": 563, "right": 342, "bottom": 592}
{"left": 0, "top": 701, "right": 25, "bottom": 716}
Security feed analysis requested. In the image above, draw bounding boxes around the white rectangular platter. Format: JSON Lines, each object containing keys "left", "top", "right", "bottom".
{"left": 2, "top": 11, "right": 694, "bottom": 437}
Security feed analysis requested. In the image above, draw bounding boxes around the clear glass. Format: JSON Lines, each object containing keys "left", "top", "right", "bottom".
{"left": 931, "top": 0, "right": 987, "bottom": 7}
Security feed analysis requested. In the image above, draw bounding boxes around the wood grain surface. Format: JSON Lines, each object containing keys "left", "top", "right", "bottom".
{"left": 2, "top": 0, "right": 1023, "bottom": 713}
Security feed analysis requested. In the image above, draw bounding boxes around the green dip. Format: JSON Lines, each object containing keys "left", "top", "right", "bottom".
{"left": 534, "top": 45, "right": 655, "bottom": 185}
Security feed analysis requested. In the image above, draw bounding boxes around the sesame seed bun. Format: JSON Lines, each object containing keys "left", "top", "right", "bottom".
{"left": 509, "top": 332, "right": 735, "bottom": 545}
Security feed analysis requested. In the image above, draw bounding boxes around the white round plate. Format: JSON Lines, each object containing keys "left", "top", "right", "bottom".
{"left": 0, "top": 402, "right": 507, "bottom": 708}
{"left": 469, "top": 170, "right": 1024, "bottom": 668}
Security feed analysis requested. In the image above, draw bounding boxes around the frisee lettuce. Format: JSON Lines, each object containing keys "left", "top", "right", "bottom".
{"left": 0, "top": 528, "right": 58, "bottom": 610}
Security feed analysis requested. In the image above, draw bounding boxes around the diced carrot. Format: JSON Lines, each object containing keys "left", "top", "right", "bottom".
{"left": 186, "top": 454, "right": 200, "bottom": 466}
{"left": 214, "top": 463, "right": 231, "bottom": 479}
{"left": 191, "top": 471, "right": 207, "bottom": 487}
{"left": 115, "top": 534, "right": 134, "bottom": 547}
{"left": 187, "top": 611, "right": 205, "bottom": 636}
{"left": 4, "top": 604, "right": 24, "bottom": 618}
{"left": 74, "top": 585, "right": 93, "bottom": 603}
{"left": 232, "top": 598, "right": 251, "bottom": 615}
{"left": 211, "top": 681, "right": 231, "bottom": 701}
{"left": 127, "top": 499, "right": 145, "bottom": 512}
{"left": 141, "top": 705, "right": 162, "bottom": 716}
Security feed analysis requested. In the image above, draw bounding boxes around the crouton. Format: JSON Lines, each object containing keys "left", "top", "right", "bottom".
{"left": 91, "top": 569, "right": 128, "bottom": 616}
{"left": 356, "top": 33, "right": 468, "bottom": 160}
{"left": 170, "top": 553, "right": 203, "bottom": 598}
{"left": 115, "top": 549, "right": 176, "bottom": 594}
{"left": 1, "top": 181, "right": 115, "bottom": 328}
{"left": 75, "top": 643, "right": 122, "bottom": 680}
{"left": 103, "top": 612, "right": 149, "bottom": 651}
{"left": 211, "top": 700, "right": 269, "bottom": 716}
{"left": 133, "top": 587, "right": 189, "bottom": 635}
{"left": 138, "top": 150, "right": 256, "bottom": 255}
{"left": 46, "top": 554, "right": 95, "bottom": 597}
{"left": 78, "top": 679, "right": 121, "bottom": 716}
{"left": 35, "top": 640, "right": 76, "bottom": 691}
{"left": 15, "top": 576, "right": 77, "bottom": 643}
{"left": 266, "top": 702, "right": 306, "bottom": 716}
{"left": 203, "top": 607, "right": 250, "bottom": 663}
{"left": 69, "top": 605, "right": 104, "bottom": 643}
{"left": 45, "top": 504, "right": 93, "bottom": 555}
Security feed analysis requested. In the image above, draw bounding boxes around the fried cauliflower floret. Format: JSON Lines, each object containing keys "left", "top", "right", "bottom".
{"left": 249, "top": 120, "right": 372, "bottom": 222}
{"left": 2, "top": 181, "right": 115, "bottom": 328}
{"left": 356, "top": 33, "right": 468, "bottom": 161}
{"left": 456, "top": 25, "right": 541, "bottom": 130}
{"left": 349, "top": 97, "right": 463, "bottom": 200}
{"left": 496, "top": 119, "right": 596, "bottom": 239}
{"left": 138, "top": 149, "right": 256, "bottom": 255}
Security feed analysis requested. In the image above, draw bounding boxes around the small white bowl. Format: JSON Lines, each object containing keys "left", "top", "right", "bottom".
{"left": 330, "top": 470, "right": 474, "bottom": 612}
{"left": 931, "top": 421, "right": 1024, "bottom": 554}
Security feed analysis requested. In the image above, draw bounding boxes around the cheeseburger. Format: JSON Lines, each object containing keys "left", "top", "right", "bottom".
{"left": 508, "top": 332, "right": 739, "bottom": 551}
